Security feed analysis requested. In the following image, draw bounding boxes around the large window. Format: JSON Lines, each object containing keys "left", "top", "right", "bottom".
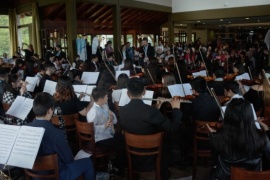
{"left": 0, "top": 15, "right": 10, "bottom": 57}
{"left": 18, "top": 13, "right": 32, "bottom": 56}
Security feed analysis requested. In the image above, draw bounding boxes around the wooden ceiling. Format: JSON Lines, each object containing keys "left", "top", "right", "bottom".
{"left": 41, "top": 2, "right": 169, "bottom": 32}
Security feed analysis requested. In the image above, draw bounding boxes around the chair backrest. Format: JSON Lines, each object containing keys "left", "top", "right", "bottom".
{"left": 51, "top": 113, "right": 78, "bottom": 132}
{"left": 24, "top": 154, "right": 59, "bottom": 179}
{"left": 75, "top": 120, "right": 96, "bottom": 153}
{"left": 231, "top": 167, "right": 270, "bottom": 180}
{"left": 124, "top": 131, "right": 163, "bottom": 158}
{"left": 2, "top": 103, "right": 11, "bottom": 112}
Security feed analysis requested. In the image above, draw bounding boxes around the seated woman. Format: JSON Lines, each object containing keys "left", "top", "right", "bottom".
{"left": 208, "top": 98, "right": 270, "bottom": 180}
{"left": 120, "top": 58, "right": 135, "bottom": 76}
{"left": 53, "top": 76, "right": 93, "bottom": 116}
{"left": 2, "top": 74, "right": 32, "bottom": 125}
{"left": 112, "top": 73, "right": 129, "bottom": 103}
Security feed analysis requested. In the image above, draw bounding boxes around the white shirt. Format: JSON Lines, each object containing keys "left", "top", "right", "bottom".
{"left": 87, "top": 103, "right": 117, "bottom": 142}
{"left": 224, "top": 94, "right": 243, "bottom": 106}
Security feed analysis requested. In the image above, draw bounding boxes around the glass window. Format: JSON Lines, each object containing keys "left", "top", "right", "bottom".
{"left": 126, "top": 34, "right": 133, "bottom": 47}
{"left": 0, "top": 15, "right": 10, "bottom": 56}
{"left": 18, "top": 13, "right": 32, "bottom": 25}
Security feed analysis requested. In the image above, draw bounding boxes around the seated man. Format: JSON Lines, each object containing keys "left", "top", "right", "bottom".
{"left": 208, "top": 66, "right": 225, "bottom": 96}
{"left": 224, "top": 81, "right": 243, "bottom": 106}
{"left": 190, "top": 77, "right": 220, "bottom": 121}
{"left": 119, "top": 78, "right": 182, "bottom": 179}
{"left": 28, "top": 92, "right": 94, "bottom": 180}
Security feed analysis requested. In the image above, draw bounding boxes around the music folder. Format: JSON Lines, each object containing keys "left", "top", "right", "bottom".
{"left": 118, "top": 88, "right": 154, "bottom": 106}
{"left": 6, "top": 96, "right": 33, "bottom": 120}
{"left": 81, "top": 72, "right": 100, "bottom": 84}
{"left": 0, "top": 124, "right": 45, "bottom": 169}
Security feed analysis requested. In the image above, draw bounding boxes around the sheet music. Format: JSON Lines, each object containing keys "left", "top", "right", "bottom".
{"left": 25, "top": 77, "right": 38, "bottom": 92}
{"left": 192, "top": 70, "right": 207, "bottom": 78}
{"left": 81, "top": 72, "right": 99, "bottom": 84}
{"left": 235, "top": 73, "right": 250, "bottom": 80}
{"left": 74, "top": 150, "right": 92, "bottom": 160}
{"left": 73, "top": 85, "right": 87, "bottom": 98}
{"left": 112, "top": 89, "right": 122, "bottom": 103}
{"left": 221, "top": 104, "right": 260, "bottom": 129}
{"left": 118, "top": 89, "right": 154, "bottom": 106}
{"left": 115, "top": 70, "right": 130, "bottom": 80}
{"left": 7, "top": 126, "right": 45, "bottom": 169}
{"left": 0, "top": 125, "right": 20, "bottom": 164}
{"left": 43, "top": 80, "right": 57, "bottom": 95}
{"left": 114, "top": 64, "right": 124, "bottom": 71}
{"left": 83, "top": 86, "right": 95, "bottom": 102}
{"left": 168, "top": 84, "right": 192, "bottom": 97}
{"left": 6, "top": 96, "right": 33, "bottom": 120}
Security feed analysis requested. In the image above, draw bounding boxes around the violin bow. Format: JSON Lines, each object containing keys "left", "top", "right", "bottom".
{"left": 102, "top": 50, "right": 117, "bottom": 81}
{"left": 210, "top": 88, "right": 225, "bottom": 117}
{"left": 248, "top": 66, "right": 253, "bottom": 80}
{"left": 198, "top": 48, "right": 210, "bottom": 77}
{"left": 262, "top": 69, "right": 270, "bottom": 87}
{"left": 146, "top": 68, "right": 155, "bottom": 85}
{"left": 226, "top": 51, "right": 229, "bottom": 75}
{"left": 175, "top": 63, "right": 186, "bottom": 96}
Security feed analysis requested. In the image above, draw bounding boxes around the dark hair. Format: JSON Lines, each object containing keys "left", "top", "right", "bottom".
{"left": 142, "top": 37, "right": 148, "bottom": 42}
{"left": 107, "top": 52, "right": 114, "bottom": 58}
{"left": 116, "top": 74, "right": 129, "bottom": 89}
{"left": 91, "top": 55, "right": 98, "bottom": 60}
{"left": 33, "top": 92, "right": 54, "bottom": 117}
{"left": 37, "top": 64, "right": 45, "bottom": 72}
{"left": 233, "top": 63, "right": 246, "bottom": 75}
{"left": 127, "top": 78, "right": 144, "bottom": 97}
{"left": 54, "top": 76, "right": 75, "bottom": 102}
{"left": 4, "top": 74, "right": 19, "bottom": 97}
{"left": 91, "top": 87, "right": 108, "bottom": 102}
{"left": 212, "top": 98, "right": 267, "bottom": 157}
{"left": 190, "top": 77, "right": 206, "bottom": 93}
{"left": 122, "top": 59, "right": 133, "bottom": 71}
{"left": 213, "top": 66, "right": 225, "bottom": 78}
{"left": 97, "top": 66, "right": 116, "bottom": 89}
{"left": 224, "top": 81, "right": 239, "bottom": 94}
{"left": 107, "top": 40, "right": 112, "bottom": 44}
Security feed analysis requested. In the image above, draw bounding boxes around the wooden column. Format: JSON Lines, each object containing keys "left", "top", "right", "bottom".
{"left": 168, "top": 14, "right": 174, "bottom": 45}
{"left": 113, "top": 1, "right": 121, "bottom": 63}
{"left": 66, "top": 0, "right": 77, "bottom": 62}
{"left": 187, "top": 24, "right": 192, "bottom": 43}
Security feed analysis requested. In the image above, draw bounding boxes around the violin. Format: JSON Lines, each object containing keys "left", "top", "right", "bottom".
{"left": 146, "top": 84, "right": 163, "bottom": 91}
{"left": 130, "top": 72, "right": 144, "bottom": 78}
{"left": 187, "top": 75, "right": 215, "bottom": 82}
{"left": 240, "top": 78, "right": 262, "bottom": 86}
{"left": 223, "top": 73, "right": 238, "bottom": 81}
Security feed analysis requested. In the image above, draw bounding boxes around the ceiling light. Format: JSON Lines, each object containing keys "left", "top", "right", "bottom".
{"left": 197, "top": 21, "right": 200, "bottom": 23}
{"left": 259, "top": 27, "right": 261, "bottom": 28}
{"left": 180, "top": 24, "right": 182, "bottom": 25}
{"left": 229, "top": 22, "right": 231, "bottom": 23}
{"left": 258, "top": 20, "right": 260, "bottom": 22}
{"left": 245, "top": 18, "right": 249, "bottom": 20}
{"left": 203, "top": 23, "right": 205, "bottom": 24}
{"left": 220, "top": 19, "right": 223, "bottom": 21}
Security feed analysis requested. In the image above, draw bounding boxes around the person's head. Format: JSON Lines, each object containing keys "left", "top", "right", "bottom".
{"left": 37, "top": 64, "right": 45, "bottom": 75}
{"left": 33, "top": 92, "right": 54, "bottom": 120}
{"left": 7, "top": 74, "right": 21, "bottom": 89}
{"left": 91, "top": 55, "right": 98, "bottom": 63}
{"left": 142, "top": 37, "right": 148, "bottom": 46}
{"left": 127, "top": 78, "right": 145, "bottom": 98}
{"left": 216, "top": 98, "right": 267, "bottom": 157}
{"left": 224, "top": 81, "right": 239, "bottom": 97}
{"left": 107, "top": 52, "right": 114, "bottom": 61}
{"left": 126, "top": 42, "right": 131, "bottom": 48}
{"left": 91, "top": 87, "right": 108, "bottom": 105}
{"left": 190, "top": 77, "right": 207, "bottom": 95}
{"left": 162, "top": 72, "right": 176, "bottom": 87}
{"left": 166, "top": 49, "right": 171, "bottom": 55}
{"left": 97, "top": 65, "right": 116, "bottom": 89}
{"left": 54, "top": 76, "right": 74, "bottom": 102}
{"left": 213, "top": 66, "right": 225, "bottom": 79}
{"left": 56, "top": 45, "right": 61, "bottom": 52}
{"left": 15, "top": 59, "right": 24, "bottom": 67}
{"left": 0, "top": 68, "right": 9, "bottom": 80}
{"left": 49, "top": 54, "right": 55, "bottom": 62}
{"left": 233, "top": 63, "right": 245, "bottom": 75}
{"left": 116, "top": 73, "right": 129, "bottom": 89}
{"left": 107, "top": 40, "right": 112, "bottom": 46}
{"left": 75, "top": 55, "right": 80, "bottom": 61}
{"left": 123, "top": 59, "right": 133, "bottom": 70}
{"left": 3, "top": 53, "right": 7, "bottom": 58}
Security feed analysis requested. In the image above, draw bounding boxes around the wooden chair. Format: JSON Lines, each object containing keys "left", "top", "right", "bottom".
{"left": 124, "top": 131, "right": 164, "bottom": 180}
{"left": 51, "top": 113, "right": 79, "bottom": 153}
{"left": 24, "top": 154, "right": 59, "bottom": 179}
{"left": 231, "top": 167, "right": 270, "bottom": 180}
{"left": 192, "top": 120, "right": 218, "bottom": 180}
{"left": 2, "top": 103, "right": 11, "bottom": 112}
{"left": 75, "top": 119, "right": 113, "bottom": 170}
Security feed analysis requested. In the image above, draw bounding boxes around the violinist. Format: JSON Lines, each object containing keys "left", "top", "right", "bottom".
{"left": 105, "top": 52, "right": 117, "bottom": 66}
{"left": 120, "top": 58, "right": 135, "bottom": 76}
{"left": 223, "top": 81, "right": 243, "bottom": 106}
{"left": 208, "top": 66, "right": 225, "bottom": 96}
{"left": 87, "top": 55, "right": 100, "bottom": 72}
{"left": 112, "top": 73, "right": 129, "bottom": 103}
{"left": 38, "top": 64, "right": 57, "bottom": 92}
{"left": 189, "top": 77, "right": 220, "bottom": 121}
{"left": 11, "top": 58, "right": 24, "bottom": 80}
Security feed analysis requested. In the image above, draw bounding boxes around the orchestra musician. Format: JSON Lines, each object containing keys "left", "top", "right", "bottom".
{"left": 208, "top": 66, "right": 225, "bottom": 96}
{"left": 223, "top": 81, "right": 243, "bottom": 106}
{"left": 38, "top": 64, "right": 57, "bottom": 92}
{"left": 105, "top": 40, "right": 114, "bottom": 55}
{"left": 105, "top": 52, "right": 117, "bottom": 66}
{"left": 87, "top": 54, "right": 100, "bottom": 72}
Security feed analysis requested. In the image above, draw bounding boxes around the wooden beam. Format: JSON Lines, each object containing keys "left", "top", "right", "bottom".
{"left": 121, "top": 9, "right": 139, "bottom": 22}
{"left": 77, "top": 3, "right": 97, "bottom": 19}
{"left": 94, "top": 8, "right": 112, "bottom": 23}
{"left": 91, "top": 5, "right": 110, "bottom": 20}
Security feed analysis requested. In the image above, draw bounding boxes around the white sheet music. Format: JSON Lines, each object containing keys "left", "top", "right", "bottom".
{"left": 168, "top": 83, "right": 192, "bottom": 97}
{"left": 83, "top": 86, "right": 95, "bottom": 102}
{"left": 73, "top": 85, "right": 87, "bottom": 98}
{"left": 7, "top": 126, "right": 45, "bottom": 169}
{"left": 221, "top": 104, "right": 260, "bottom": 129}
{"left": 6, "top": 96, "right": 34, "bottom": 120}
{"left": 43, "top": 80, "right": 57, "bottom": 95}
{"left": 81, "top": 72, "right": 100, "bottom": 84}
{"left": 192, "top": 70, "right": 207, "bottom": 78}
{"left": 0, "top": 125, "right": 20, "bottom": 164}
{"left": 25, "top": 77, "right": 38, "bottom": 92}
{"left": 74, "top": 150, "right": 92, "bottom": 160}
{"left": 115, "top": 70, "right": 130, "bottom": 80}
{"left": 112, "top": 89, "right": 122, "bottom": 103}
{"left": 118, "top": 89, "right": 154, "bottom": 106}
{"left": 235, "top": 73, "right": 250, "bottom": 80}
{"left": 114, "top": 64, "right": 124, "bottom": 71}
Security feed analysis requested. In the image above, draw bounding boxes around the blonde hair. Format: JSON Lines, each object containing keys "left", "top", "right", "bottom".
{"left": 263, "top": 76, "right": 270, "bottom": 106}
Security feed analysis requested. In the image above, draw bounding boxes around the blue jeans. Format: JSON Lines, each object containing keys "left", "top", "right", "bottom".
{"left": 60, "top": 158, "right": 94, "bottom": 180}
